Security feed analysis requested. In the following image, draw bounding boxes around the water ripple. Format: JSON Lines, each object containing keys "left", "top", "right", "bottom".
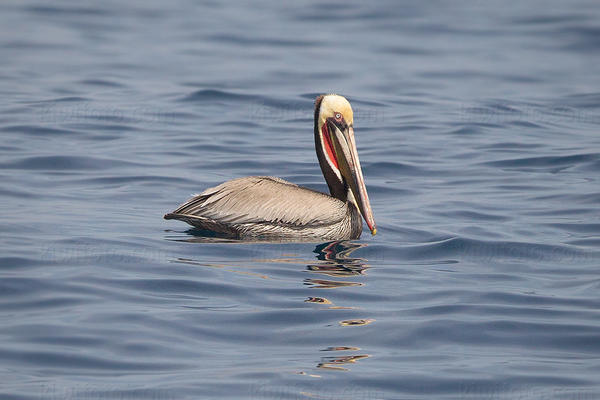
{"left": 0, "top": 155, "right": 144, "bottom": 170}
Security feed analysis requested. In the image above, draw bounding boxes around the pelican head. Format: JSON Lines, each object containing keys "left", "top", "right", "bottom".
{"left": 314, "top": 94, "right": 377, "bottom": 235}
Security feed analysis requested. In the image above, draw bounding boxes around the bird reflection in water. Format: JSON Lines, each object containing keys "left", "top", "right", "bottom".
{"left": 306, "top": 241, "right": 372, "bottom": 371}
{"left": 317, "top": 353, "right": 370, "bottom": 371}
{"left": 304, "top": 240, "right": 370, "bottom": 289}
{"left": 170, "top": 237, "right": 372, "bottom": 371}
{"left": 317, "top": 345, "right": 369, "bottom": 371}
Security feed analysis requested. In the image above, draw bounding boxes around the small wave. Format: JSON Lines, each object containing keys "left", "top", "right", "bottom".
{"left": 78, "top": 79, "right": 125, "bottom": 88}
{"left": 24, "top": 5, "right": 113, "bottom": 16}
{"left": 428, "top": 210, "right": 510, "bottom": 222}
{"left": 558, "top": 26, "right": 600, "bottom": 52}
{"left": 383, "top": 237, "right": 598, "bottom": 263}
{"left": 544, "top": 222, "right": 600, "bottom": 235}
{"left": 0, "top": 155, "right": 143, "bottom": 171}
{"left": 25, "top": 96, "right": 89, "bottom": 104}
{"left": 511, "top": 14, "right": 588, "bottom": 25}
{"left": 508, "top": 119, "right": 544, "bottom": 128}
{"left": 93, "top": 277, "right": 246, "bottom": 298}
{"left": 1, "top": 124, "right": 77, "bottom": 136}
{"left": 365, "top": 161, "right": 431, "bottom": 177}
{"left": 180, "top": 89, "right": 258, "bottom": 103}
{"left": 208, "top": 33, "right": 318, "bottom": 47}
{"left": 397, "top": 319, "right": 600, "bottom": 354}
{"left": 0, "top": 347, "right": 185, "bottom": 371}
{"left": 560, "top": 92, "right": 600, "bottom": 109}
{"left": 81, "top": 175, "right": 195, "bottom": 186}
{"left": 0, "top": 187, "right": 37, "bottom": 199}
{"left": 0, "top": 256, "right": 53, "bottom": 270}
{"left": 476, "top": 142, "right": 543, "bottom": 150}
{"left": 448, "top": 126, "right": 485, "bottom": 135}
{"left": 483, "top": 153, "right": 599, "bottom": 171}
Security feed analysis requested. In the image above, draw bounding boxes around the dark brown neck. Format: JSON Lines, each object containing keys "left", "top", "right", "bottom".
{"left": 314, "top": 96, "right": 347, "bottom": 202}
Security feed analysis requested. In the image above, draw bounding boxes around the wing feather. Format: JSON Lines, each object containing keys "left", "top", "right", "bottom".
{"left": 166, "top": 176, "right": 347, "bottom": 228}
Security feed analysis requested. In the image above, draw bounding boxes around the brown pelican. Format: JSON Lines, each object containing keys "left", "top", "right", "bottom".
{"left": 164, "top": 94, "right": 376, "bottom": 240}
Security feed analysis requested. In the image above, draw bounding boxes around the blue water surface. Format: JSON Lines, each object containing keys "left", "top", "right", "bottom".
{"left": 1, "top": 1, "right": 600, "bottom": 399}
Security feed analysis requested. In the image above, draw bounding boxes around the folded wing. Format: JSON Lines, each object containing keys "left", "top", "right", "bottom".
{"left": 164, "top": 176, "right": 347, "bottom": 229}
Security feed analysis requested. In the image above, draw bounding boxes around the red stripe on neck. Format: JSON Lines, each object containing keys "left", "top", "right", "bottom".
{"left": 321, "top": 123, "right": 339, "bottom": 169}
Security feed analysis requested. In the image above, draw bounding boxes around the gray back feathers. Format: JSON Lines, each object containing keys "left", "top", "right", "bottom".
{"left": 165, "top": 176, "right": 360, "bottom": 239}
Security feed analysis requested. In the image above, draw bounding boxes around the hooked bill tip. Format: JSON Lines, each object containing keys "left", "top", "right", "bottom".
{"left": 371, "top": 228, "right": 377, "bottom": 236}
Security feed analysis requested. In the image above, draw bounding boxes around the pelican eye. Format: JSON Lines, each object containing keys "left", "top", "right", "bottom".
{"left": 334, "top": 112, "right": 342, "bottom": 121}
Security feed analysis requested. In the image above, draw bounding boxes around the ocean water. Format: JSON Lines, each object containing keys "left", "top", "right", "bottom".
{"left": 1, "top": 1, "right": 600, "bottom": 399}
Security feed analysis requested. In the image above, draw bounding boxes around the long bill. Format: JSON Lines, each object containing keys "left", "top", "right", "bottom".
{"left": 328, "top": 121, "right": 377, "bottom": 235}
